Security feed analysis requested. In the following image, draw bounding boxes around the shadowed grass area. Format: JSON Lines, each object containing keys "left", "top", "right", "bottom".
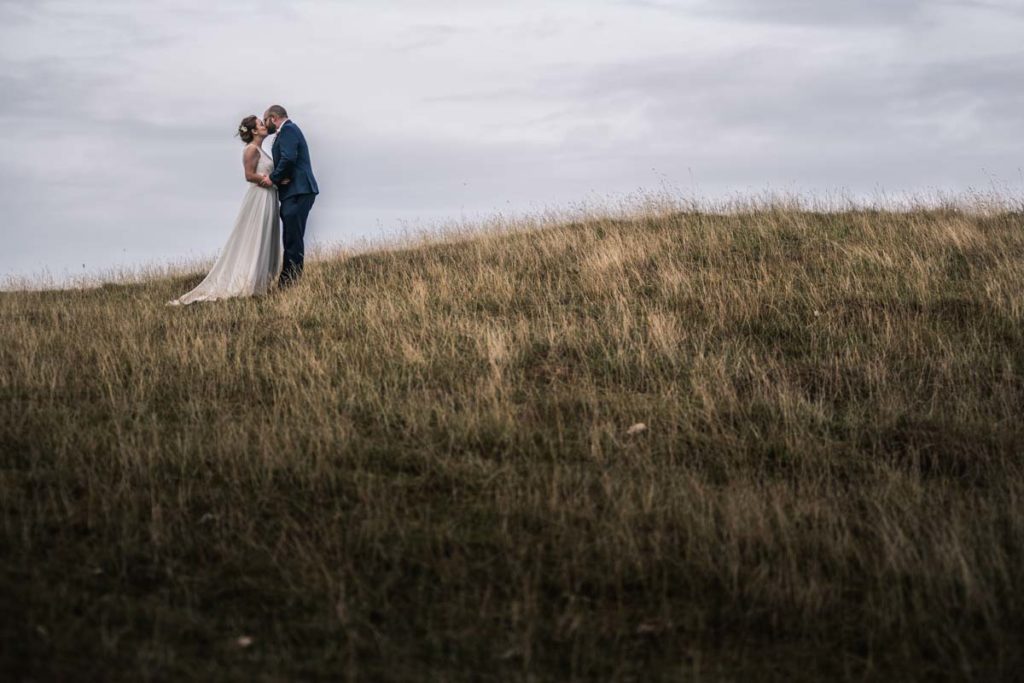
{"left": 2, "top": 203, "right": 1024, "bottom": 681}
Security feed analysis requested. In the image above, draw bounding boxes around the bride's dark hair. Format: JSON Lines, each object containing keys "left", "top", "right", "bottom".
{"left": 237, "top": 115, "right": 259, "bottom": 144}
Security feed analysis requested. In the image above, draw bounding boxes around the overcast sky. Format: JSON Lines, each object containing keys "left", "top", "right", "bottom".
{"left": 1, "top": 0, "right": 1022, "bottom": 283}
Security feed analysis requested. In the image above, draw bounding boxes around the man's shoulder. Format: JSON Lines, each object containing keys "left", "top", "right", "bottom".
{"left": 278, "top": 121, "right": 301, "bottom": 138}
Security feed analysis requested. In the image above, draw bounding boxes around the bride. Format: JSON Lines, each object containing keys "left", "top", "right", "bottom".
{"left": 167, "top": 115, "right": 283, "bottom": 306}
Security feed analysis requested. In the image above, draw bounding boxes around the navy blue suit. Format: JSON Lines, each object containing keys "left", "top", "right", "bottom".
{"left": 270, "top": 120, "right": 319, "bottom": 286}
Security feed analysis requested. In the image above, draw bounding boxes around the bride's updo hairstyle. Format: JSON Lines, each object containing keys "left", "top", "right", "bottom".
{"left": 237, "top": 115, "right": 259, "bottom": 144}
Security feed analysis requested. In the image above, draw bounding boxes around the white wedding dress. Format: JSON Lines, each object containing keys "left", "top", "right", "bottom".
{"left": 168, "top": 145, "right": 282, "bottom": 305}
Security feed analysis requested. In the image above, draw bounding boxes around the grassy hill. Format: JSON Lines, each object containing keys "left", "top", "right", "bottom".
{"left": 3, "top": 203, "right": 1024, "bottom": 681}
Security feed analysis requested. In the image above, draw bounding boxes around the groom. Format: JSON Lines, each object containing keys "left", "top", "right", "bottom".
{"left": 264, "top": 104, "right": 319, "bottom": 288}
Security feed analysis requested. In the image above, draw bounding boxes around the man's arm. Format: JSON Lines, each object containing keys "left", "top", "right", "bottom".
{"left": 269, "top": 126, "right": 298, "bottom": 185}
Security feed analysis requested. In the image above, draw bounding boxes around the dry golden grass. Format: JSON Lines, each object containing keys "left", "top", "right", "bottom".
{"left": 2, "top": 200, "right": 1024, "bottom": 681}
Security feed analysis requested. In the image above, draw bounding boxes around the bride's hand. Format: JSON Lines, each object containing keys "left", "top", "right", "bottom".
{"left": 258, "top": 175, "right": 273, "bottom": 188}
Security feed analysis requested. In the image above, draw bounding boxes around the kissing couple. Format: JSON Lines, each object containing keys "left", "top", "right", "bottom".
{"left": 168, "top": 104, "right": 319, "bottom": 306}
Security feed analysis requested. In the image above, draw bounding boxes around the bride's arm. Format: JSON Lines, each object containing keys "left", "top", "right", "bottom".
{"left": 242, "top": 146, "right": 271, "bottom": 187}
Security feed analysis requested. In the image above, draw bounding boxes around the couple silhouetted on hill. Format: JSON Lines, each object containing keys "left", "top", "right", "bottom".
{"left": 168, "top": 104, "right": 318, "bottom": 306}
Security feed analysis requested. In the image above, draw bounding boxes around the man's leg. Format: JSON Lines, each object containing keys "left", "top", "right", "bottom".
{"left": 279, "top": 195, "right": 304, "bottom": 287}
{"left": 295, "top": 193, "right": 316, "bottom": 247}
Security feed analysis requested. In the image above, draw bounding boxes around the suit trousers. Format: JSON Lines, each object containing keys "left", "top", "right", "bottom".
{"left": 279, "top": 193, "right": 316, "bottom": 287}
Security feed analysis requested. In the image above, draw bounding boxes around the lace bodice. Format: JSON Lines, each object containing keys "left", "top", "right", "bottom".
{"left": 255, "top": 145, "right": 274, "bottom": 176}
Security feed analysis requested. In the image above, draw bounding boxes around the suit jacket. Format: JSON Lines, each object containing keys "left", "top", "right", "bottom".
{"left": 270, "top": 120, "right": 320, "bottom": 201}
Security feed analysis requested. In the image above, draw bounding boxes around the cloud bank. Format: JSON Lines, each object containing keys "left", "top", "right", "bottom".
{"left": 1, "top": 0, "right": 1021, "bottom": 281}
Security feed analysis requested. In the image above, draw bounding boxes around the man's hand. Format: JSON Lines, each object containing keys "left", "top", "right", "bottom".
{"left": 280, "top": 178, "right": 291, "bottom": 186}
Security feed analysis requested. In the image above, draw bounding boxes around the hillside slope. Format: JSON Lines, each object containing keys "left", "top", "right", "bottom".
{"left": 3, "top": 206, "right": 1024, "bottom": 680}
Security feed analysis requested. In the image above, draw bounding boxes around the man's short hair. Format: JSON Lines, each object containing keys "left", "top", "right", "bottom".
{"left": 266, "top": 105, "right": 288, "bottom": 119}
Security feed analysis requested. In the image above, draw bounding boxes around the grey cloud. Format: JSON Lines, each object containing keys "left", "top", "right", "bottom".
{"left": 694, "top": 0, "right": 928, "bottom": 25}
{"left": 394, "top": 24, "right": 475, "bottom": 52}
{"left": 630, "top": 0, "right": 1024, "bottom": 25}
{"left": 2, "top": 1, "right": 1022, "bottom": 284}
{"left": 421, "top": 86, "right": 539, "bottom": 104}
{"left": 501, "top": 40, "right": 1024, "bottom": 193}
{"left": 626, "top": 0, "right": 927, "bottom": 26}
